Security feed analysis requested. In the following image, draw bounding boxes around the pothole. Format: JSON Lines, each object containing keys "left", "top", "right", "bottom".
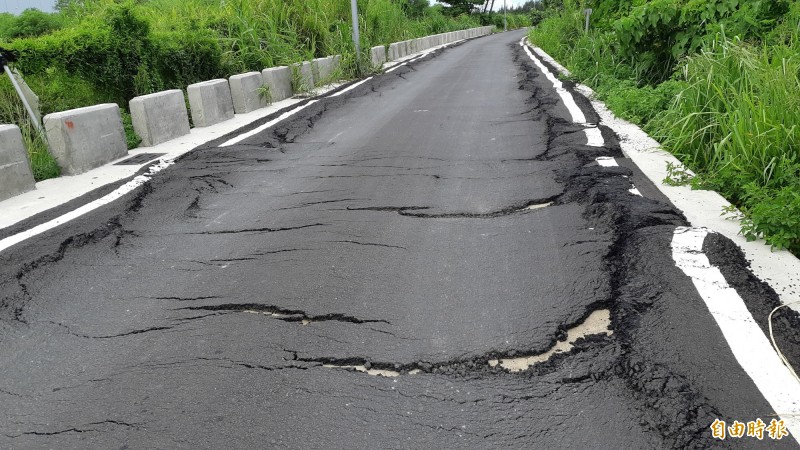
{"left": 489, "top": 309, "right": 613, "bottom": 372}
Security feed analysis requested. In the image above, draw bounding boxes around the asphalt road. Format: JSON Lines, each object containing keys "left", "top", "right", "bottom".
{"left": 1, "top": 29, "right": 799, "bottom": 448}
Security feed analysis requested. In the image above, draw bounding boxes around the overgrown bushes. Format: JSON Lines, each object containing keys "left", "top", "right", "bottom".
{"left": 530, "top": 0, "right": 800, "bottom": 254}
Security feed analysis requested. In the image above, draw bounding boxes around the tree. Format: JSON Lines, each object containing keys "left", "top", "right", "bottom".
{"left": 54, "top": 0, "right": 87, "bottom": 15}
{"left": 439, "top": 0, "right": 484, "bottom": 16}
{"left": 6, "top": 9, "right": 62, "bottom": 39}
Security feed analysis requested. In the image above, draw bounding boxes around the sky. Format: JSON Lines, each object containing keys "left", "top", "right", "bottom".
{"left": 0, "top": 0, "right": 54, "bottom": 14}
{"left": 0, "top": 0, "right": 528, "bottom": 15}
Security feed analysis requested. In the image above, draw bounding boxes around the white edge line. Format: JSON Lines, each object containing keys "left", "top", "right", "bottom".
{"left": 672, "top": 227, "right": 800, "bottom": 444}
{"left": 331, "top": 77, "right": 373, "bottom": 97}
{"left": 0, "top": 157, "right": 177, "bottom": 254}
{"left": 220, "top": 100, "right": 318, "bottom": 147}
{"left": 385, "top": 64, "right": 404, "bottom": 73}
{"left": 520, "top": 39, "right": 588, "bottom": 124}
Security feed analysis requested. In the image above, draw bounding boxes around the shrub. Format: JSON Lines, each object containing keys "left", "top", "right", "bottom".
{"left": 3, "top": 9, "right": 62, "bottom": 39}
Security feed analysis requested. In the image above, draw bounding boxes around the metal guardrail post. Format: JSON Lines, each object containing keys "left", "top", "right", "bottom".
{"left": 0, "top": 48, "right": 42, "bottom": 133}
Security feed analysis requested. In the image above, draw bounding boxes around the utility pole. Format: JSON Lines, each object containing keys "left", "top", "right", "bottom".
{"left": 584, "top": 8, "right": 593, "bottom": 33}
{"left": 350, "top": 0, "right": 361, "bottom": 55}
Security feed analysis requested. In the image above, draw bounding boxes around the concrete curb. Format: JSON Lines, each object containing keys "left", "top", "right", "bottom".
{"left": 529, "top": 42, "right": 800, "bottom": 311}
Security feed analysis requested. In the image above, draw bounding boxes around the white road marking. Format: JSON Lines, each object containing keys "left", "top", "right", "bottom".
{"left": 596, "top": 157, "right": 618, "bottom": 167}
{"left": 584, "top": 127, "right": 604, "bottom": 147}
{"left": 330, "top": 77, "right": 373, "bottom": 97}
{"left": 385, "top": 64, "right": 404, "bottom": 73}
{"left": 520, "top": 39, "right": 587, "bottom": 124}
{"left": 629, "top": 187, "right": 642, "bottom": 197}
{"left": 520, "top": 37, "right": 603, "bottom": 147}
{"left": 220, "top": 100, "right": 318, "bottom": 147}
{"left": 0, "top": 157, "right": 177, "bottom": 254}
{"left": 672, "top": 227, "right": 800, "bottom": 444}
{"left": 386, "top": 54, "right": 426, "bottom": 73}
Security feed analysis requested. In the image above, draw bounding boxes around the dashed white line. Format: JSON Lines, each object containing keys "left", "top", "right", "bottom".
{"left": 672, "top": 227, "right": 800, "bottom": 444}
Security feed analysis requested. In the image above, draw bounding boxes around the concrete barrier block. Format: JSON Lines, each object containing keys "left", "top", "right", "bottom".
{"left": 229, "top": 71, "right": 267, "bottom": 114}
{"left": 188, "top": 79, "right": 234, "bottom": 128}
{"left": 313, "top": 57, "right": 335, "bottom": 85}
{"left": 0, "top": 124, "right": 35, "bottom": 201}
{"left": 261, "top": 66, "right": 293, "bottom": 102}
{"left": 388, "top": 43, "right": 400, "bottom": 61}
{"left": 331, "top": 55, "right": 341, "bottom": 76}
{"left": 370, "top": 46, "right": 386, "bottom": 67}
{"left": 130, "top": 90, "right": 190, "bottom": 147}
{"left": 43, "top": 104, "right": 127, "bottom": 176}
{"left": 293, "top": 62, "right": 315, "bottom": 93}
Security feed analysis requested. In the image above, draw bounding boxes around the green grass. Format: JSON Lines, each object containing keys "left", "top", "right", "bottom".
{"left": 529, "top": 6, "right": 800, "bottom": 254}
{"left": 647, "top": 38, "right": 800, "bottom": 252}
{"left": 0, "top": 78, "right": 60, "bottom": 181}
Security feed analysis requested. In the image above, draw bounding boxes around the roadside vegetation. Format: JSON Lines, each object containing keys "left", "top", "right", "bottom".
{"left": 529, "top": 0, "right": 800, "bottom": 255}
{"left": 1, "top": 0, "right": 528, "bottom": 182}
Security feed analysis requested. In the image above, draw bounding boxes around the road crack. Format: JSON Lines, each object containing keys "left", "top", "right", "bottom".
{"left": 180, "top": 303, "right": 390, "bottom": 326}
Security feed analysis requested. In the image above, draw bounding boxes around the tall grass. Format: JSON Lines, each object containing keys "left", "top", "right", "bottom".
{"left": 647, "top": 38, "right": 800, "bottom": 252}
{"left": 0, "top": 79, "right": 59, "bottom": 181}
{"left": 530, "top": 8, "right": 800, "bottom": 253}
{"left": 649, "top": 39, "right": 800, "bottom": 187}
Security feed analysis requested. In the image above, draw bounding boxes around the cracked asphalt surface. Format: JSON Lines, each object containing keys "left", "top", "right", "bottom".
{"left": 1, "top": 29, "right": 799, "bottom": 448}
